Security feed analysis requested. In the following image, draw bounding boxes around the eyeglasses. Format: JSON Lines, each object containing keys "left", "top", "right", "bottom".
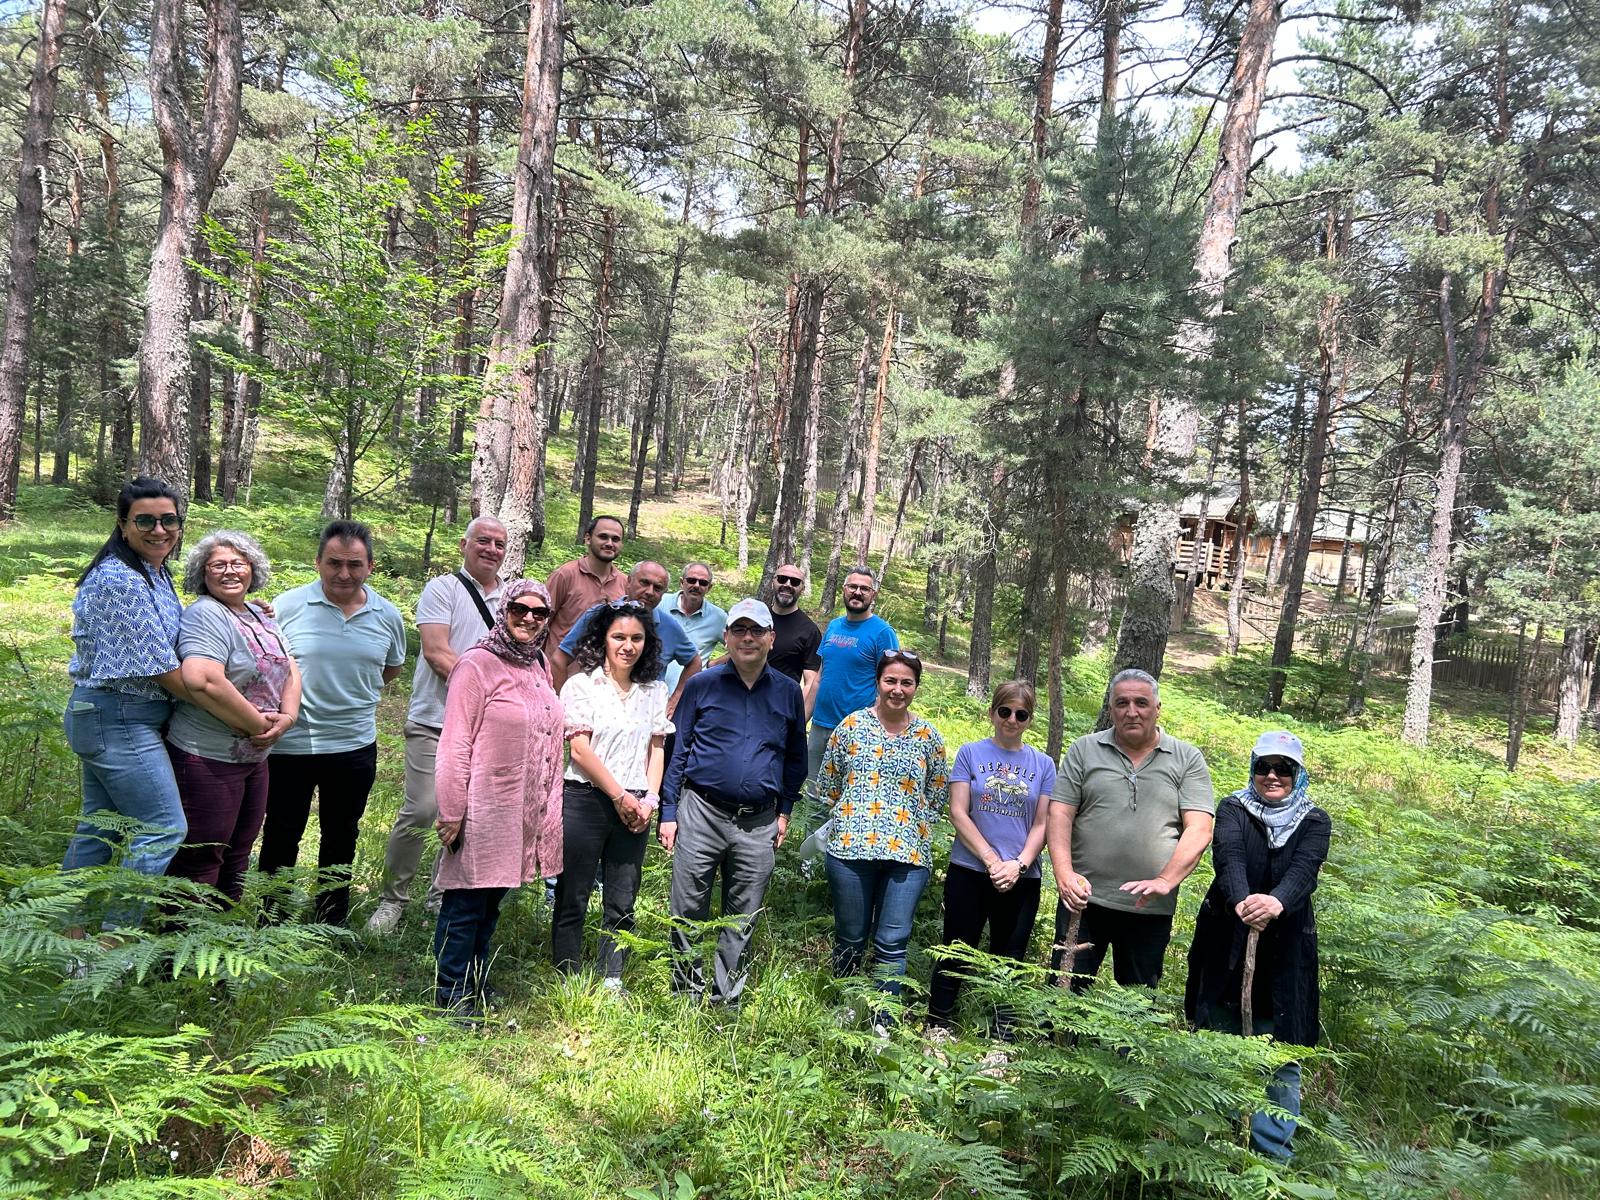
{"left": 507, "top": 602, "right": 550, "bottom": 622}
{"left": 130, "top": 513, "right": 183, "bottom": 531}
{"left": 996, "top": 706, "right": 1032, "bottom": 722}
{"left": 608, "top": 598, "right": 650, "bottom": 613}
{"left": 1254, "top": 758, "right": 1298, "bottom": 779}
{"left": 774, "top": 574, "right": 804, "bottom": 587}
{"left": 843, "top": 583, "right": 875, "bottom": 594}
{"left": 879, "top": 648, "right": 920, "bottom": 665}
{"left": 205, "top": 560, "right": 251, "bottom": 576}
{"left": 682, "top": 576, "right": 711, "bottom": 589}
{"left": 727, "top": 623, "right": 769, "bottom": 638}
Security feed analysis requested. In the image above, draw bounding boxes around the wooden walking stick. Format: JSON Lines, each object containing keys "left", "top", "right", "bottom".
{"left": 1241, "top": 927, "right": 1261, "bottom": 1035}
{"left": 1053, "top": 905, "right": 1094, "bottom": 987}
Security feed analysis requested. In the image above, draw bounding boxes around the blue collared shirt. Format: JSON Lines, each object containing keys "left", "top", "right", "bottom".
{"left": 558, "top": 601, "right": 697, "bottom": 683}
{"left": 69, "top": 558, "right": 184, "bottom": 700}
{"left": 661, "top": 592, "right": 727, "bottom": 691}
{"left": 662, "top": 661, "right": 808, "bottom": 821}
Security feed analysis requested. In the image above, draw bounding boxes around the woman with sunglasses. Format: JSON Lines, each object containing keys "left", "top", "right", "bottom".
{"left": 818, "top": 647, "right": 950, "bottom": 1028}
{"left": 927, "top": 680, "right": 1054, "bottom": 1036}
{"left": 431, "top": 580, "right": 565, "bottom": 1017}
{"left": 552, "top": 600, "right": 671, "bottom": 987}
{"left": 1185, "top": 731, "right": 1330, "bottom": 1161}
{"left": 165, "top": 530, "right": 300, "bottom": 904}
{"left": 61, "top": 478, "right": 196, "bottom": 920}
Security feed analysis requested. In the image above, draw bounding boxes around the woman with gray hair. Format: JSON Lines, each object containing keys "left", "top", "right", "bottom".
{"left": 165, "top": 530, "right": 301, "bottom": 902}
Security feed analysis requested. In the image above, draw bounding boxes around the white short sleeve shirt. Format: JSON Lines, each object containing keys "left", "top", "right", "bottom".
{"left": 407, "top": 572, "right": 504, "bottom": 728}
{"left": 559, "top": 666, "right": 675, "bottom": 791}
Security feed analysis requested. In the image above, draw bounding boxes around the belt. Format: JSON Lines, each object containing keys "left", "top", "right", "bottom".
{"left": 688, "top": 782, "right": 775, "bottom": 819}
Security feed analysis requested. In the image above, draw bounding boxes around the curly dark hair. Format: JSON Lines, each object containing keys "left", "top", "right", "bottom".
{"left": 570, "top": 601, "right": 664, "bottom": 683}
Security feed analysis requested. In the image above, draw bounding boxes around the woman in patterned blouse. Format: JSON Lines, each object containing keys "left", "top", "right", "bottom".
{"left": 819, "top": 648, "right": 950, "bottom": 1025}
{"left": 61, "top": 478, "right": 193, "bottom": 926}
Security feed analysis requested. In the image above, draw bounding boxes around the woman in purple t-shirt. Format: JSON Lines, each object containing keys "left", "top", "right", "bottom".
{"left": 928, "top": 680, "right": 1055, "bottom": 1035}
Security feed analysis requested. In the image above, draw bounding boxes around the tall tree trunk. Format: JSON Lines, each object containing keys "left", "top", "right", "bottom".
{"left": 1110, "top": 0, "right": 1281, "bottom": 686}
{"left": 1506, "top": 620, "right": 1544, "bottom": 771}
{"left": 966, "top": 459, "right": 1008, "bottom": 699}
{"left": 820, "top": 329, "right": 872, "bottom": 615}
{"left": 1403, "top": 24, "right": 1553, "bottom": 744}
{"left": 486, "top": 0, "right": 564, "bottom": 575}
{"left": 50, "top": 161, "right": 84, "bottom": 487}
{"left": 856, "top": 304, "right": 895, "bottom": 564}
{"left": 921, "top": 443, "right": 950, "bottom": 634}
{"left": 1225, "top": 388, "right": 1253, "bottom": 654}
{"left": 135, "top": 0, "right": 243, "bottom": 492}
{"left": 1333, "top": 508, "right": 1357, "bottom": 603}
{"left": 628, "top": 202, "right": 688, "bottom": 536}
{"left": 1555, "top": 625, "right": 1587, "bottom": 749}
{"left": 189, "top": 260, "right": 215, "bottom": 502}
{"left": 1267, "top": 209, "right": 1346, "bottom": 710}
{"left": 218, "top": 198, "right": 268, "bottom": 505}
{"left": 761, "top": 0, "right": 866, "bottom": 589}
{"left": 0, "top": 0, "right": 69, "bottom": 519}
{"left": 877, "top": 438, "right": 924, "bottom": 585}
{"left": 734, "top": 336, "right": 761, "bottom": 572}
{"left": 576, "top": 206, "right": 618, "bottom": 541}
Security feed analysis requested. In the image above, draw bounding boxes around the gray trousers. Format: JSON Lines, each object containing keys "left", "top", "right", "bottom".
{"left": 378, "top": 722, "right": 446, "bottom": 906}
{"left": 668, "top": 787, "right": 778, "bottom": 1005}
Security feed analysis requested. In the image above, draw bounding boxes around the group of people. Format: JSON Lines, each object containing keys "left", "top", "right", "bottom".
{"left": 60, "top": 479, "right": 1331, "bottom": 1161}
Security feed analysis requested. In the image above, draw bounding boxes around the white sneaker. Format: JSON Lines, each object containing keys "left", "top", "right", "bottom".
{"left": 365, "top": 900, "right": 405, "bottom": 935}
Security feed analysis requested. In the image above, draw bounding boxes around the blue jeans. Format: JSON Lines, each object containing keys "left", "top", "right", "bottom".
{"left": 1206, "top": 1009, "right": 1302, "bottom": 1159}
{"left": 61, "top": 689, "right": 186, "bottom": 923}
{"left": 825, "top": 853, "right": 930, "bottom": 998}
{"left": 434, "top": 886, "right": 509, "bottom": 1007}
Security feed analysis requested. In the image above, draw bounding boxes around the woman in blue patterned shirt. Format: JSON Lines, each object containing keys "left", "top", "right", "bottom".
{"left": 819, "top": 648, "right": 950, "bottom": 1025}
{"left": 61, "top": 478, "right": 194, "bottom": 919}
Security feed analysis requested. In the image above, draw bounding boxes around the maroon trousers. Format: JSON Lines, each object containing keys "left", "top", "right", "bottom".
{"left": 166, "top": 744, "right": 269, "bottom": 904}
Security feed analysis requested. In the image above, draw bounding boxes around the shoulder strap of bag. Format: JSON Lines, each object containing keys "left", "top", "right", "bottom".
{"left": 454, "top": 571, "right": 496, "bottom": 630}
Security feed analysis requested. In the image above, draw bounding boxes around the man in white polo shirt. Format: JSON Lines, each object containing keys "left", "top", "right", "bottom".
{"left": 366, "top": 517, "right": 507, "bottom": 934}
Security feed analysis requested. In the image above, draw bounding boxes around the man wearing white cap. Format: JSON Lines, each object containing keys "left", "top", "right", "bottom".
{"left": 660, "top": 598, "right": 808, "bottom": 1007}
{"left": 1047, "top": 667, "right": 1215, "bottom": 988}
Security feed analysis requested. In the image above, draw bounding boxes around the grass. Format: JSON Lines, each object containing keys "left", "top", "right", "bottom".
{"left": 2, "top": 435, "right": 1599, "bottom": 1198}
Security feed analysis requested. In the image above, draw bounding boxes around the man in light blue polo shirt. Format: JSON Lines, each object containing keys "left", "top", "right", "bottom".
{"left": 551, "top": 560, "right": 703, "bottom": 715}
{"left": 662, "top": 561, "right": 726, "bottom": 692}
{"left": 257, "top": 520, "right": 407, "bottom": 925}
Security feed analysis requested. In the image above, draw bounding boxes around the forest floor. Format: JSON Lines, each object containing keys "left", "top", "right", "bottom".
{"left": 2, "top": 450, "right": 1597, "bottom": 1199}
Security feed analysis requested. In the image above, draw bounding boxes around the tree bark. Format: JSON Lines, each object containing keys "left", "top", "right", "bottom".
{"left": 1556, "top": 625, "right": 1587, "bottom": 749}
{"left": 1110, "top": 0, "right": 1281, "bottom": 686}
{"left": 1225, "top": 387, "right": 1253, "bottom": 654}
{"left": 856, "top": 304, "right": 895, "bottom": 564}
{"left": 821, "top": 329, "right": 872, "bottom": 614}
{"left": 0, "top": 0, "right": 69, "bottom": 519}
{"left": 628, "top": 206, "right": 688, "bottom": 535}
{"left": 135, "top": 0, "right": 243, "bottom": 493}
{"left": 966, "top": 458, "right": 1008, "bottom": 699}
{"left": 877, "top": 438, "right": 924, "bottom": 585}
{"left": 575, "top": 206, "right": 618, "bottom": 542}
{"left": 485, "top": 0, "right": 564, "bottom": 575}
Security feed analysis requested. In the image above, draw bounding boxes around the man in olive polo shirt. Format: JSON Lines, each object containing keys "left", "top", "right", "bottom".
{"left": 1047, "top": 668, "right": 1215, "bottom": 988}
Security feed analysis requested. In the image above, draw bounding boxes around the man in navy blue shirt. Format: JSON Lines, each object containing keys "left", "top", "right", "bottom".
{"left": 661, "top": 598, "right": 807, "bottom": 1007}
{"left": 549, "top": 560, "right": 703, "bottom": 713}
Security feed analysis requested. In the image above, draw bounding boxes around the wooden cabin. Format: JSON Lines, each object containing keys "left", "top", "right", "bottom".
{"left": 1114, "top": 492, "right": 1371, "bottom": 592}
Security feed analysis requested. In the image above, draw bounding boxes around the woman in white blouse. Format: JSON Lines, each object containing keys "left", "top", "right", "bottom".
{"left": 553, "top": 600, "right": 674, "bottom": 986}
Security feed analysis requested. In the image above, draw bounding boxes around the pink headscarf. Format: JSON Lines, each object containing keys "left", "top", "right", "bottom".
{"left": 476, "top": 578, "right": 551, "bottom": 669}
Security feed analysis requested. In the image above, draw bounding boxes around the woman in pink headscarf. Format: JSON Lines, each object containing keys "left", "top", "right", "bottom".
{"left": 432, "top": 578, "right": 564, "bottom": 1016}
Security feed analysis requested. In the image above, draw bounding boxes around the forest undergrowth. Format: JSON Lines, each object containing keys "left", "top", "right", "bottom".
{"left": 0, "top": 478, "right": 1597, "bottom": 1199}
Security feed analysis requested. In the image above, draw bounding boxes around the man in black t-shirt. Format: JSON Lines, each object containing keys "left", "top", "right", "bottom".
{"left": 765, "top": 562, "right": 821, "bottom": 713}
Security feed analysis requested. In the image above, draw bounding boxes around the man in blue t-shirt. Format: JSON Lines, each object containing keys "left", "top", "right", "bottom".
{"left": 807, "top": 567, "right": 899, "bottom": 813}
{"left": 550, "top": 560, "right": 703, "bottom": 715}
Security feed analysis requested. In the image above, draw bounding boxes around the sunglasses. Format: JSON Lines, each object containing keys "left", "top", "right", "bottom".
{"left": 727, "top": 623, "right": 769, "bottom": 638}
{"left": 995, "top": 705, "right": 1032, "bottom": 722}
{"left": 879, "top": 648, "right": 921, "bottom": 665}
{"left": 682, "top": 577, "right": 711, "bottom": 588}
{"left": 130, "top": 512, "right": 183, "bottom": 531}
{"left": 608, "top": 598, "right": 651, "bottom": 613}
{"left": 1254, "top": 758, "right": 1298, "bottom": 779}
{"left": 774, "top": 574, "right": 804, "bottom": 587}
{"left": 507, "top": 602, "right": 550, "bottom": 621}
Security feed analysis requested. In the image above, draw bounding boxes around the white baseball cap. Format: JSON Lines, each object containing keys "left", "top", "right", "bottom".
{"left": 1252, "top": 730, "right": 1305, "bottom": 767}
{"left": 724, "top": 598, "right": 774, "bottom": 630}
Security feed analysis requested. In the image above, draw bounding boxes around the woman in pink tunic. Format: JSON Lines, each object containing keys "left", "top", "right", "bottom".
{"left": 432, "top": 578, "right": 563, "bottom": 1015}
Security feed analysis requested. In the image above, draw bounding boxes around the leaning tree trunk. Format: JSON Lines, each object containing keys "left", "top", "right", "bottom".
{"left": 135, "top": 0, "right": 243, "bottom": 493}
{"left": 1110, "top": 0, "right": 1280, "bottom": 688}
{"left": 0, "top": 0, "right": 69, "bottom": 520}
{"left": 486, "top": 0, "right": 564, "bottom": 575}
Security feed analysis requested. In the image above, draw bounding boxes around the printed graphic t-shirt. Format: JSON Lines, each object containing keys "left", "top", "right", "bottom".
{"left": 949, "top": 738, "right": 1056, "bottom": 879}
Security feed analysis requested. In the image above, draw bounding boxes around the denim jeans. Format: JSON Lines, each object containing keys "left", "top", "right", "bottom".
{"left": 552, "top": 781, "right": 647, "bottom": 978}
{"left": 62, "top": 688, "right": 187, "bottom": 925}
{"left": 825, "top": 853, "right": 930, "bottom": 998}
{"left": 1204, "top": 1009, "right": 1302, "bottom": 1159}
{"left": 433, "top": 886, "right": 509, "bottom": 1006}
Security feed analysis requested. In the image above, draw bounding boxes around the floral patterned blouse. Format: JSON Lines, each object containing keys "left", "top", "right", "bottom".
{"left": 820, "top": 707, "right": 951, "bottom": 867}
